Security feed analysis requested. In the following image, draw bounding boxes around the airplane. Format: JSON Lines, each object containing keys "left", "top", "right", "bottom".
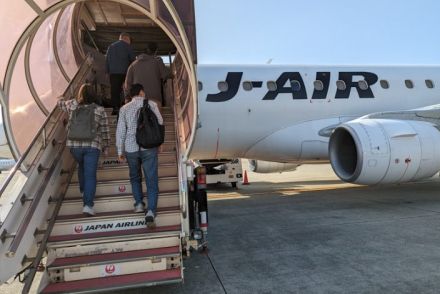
{"left": 2, "top": 2, "right": 440, "bottom": 291}
{"left": 190, "top": 66, "right": 440, "bottom": 185}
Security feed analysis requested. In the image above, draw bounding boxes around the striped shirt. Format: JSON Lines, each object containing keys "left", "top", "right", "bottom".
{"left": 116, "top": 96, "right": 163, "bottom": 156}
{"left": 57, "top": 99, "right": 110, "bottom": 150}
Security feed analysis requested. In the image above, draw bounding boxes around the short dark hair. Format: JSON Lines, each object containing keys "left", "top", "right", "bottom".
{"left": 145, "top": 42, "right": 158, "bottom": 55}
{"left": 130, "top": 83, "right": 144, "bottom": 97}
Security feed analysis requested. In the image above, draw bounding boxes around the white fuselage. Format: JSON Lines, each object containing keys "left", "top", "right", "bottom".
{"left": 191, "top": 65, "right": 440, "bottom": 162}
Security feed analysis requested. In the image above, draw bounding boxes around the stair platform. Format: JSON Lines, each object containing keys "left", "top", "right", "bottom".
{"left": 41, "top": 268, "right": 182, "bottom": 293}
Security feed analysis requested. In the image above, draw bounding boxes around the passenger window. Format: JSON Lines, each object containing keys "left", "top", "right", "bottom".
{"left": 243, "top": 81, "right": 253, "bottom": 91}
{"left": 380, "top": 80, "right": 389, "bottom": 89}
{"left": 358, "top": 80, "right": 369, "bottom": 90}
{"left": 405, "top": 80, "right": 414, "bottom": 89}
{"left": 267, "top": 81, "right": 277, "bottom": 91}
{"left": 425, "top": 79, "right": 434, "bottom": 89}
{"left": 218, "top": 81, "right": 228, "bottom": 92}
{"left": 336, "top": 80, "right": 346, "bottom": 90}
{"left": 314, "top": 80, "right": 324, "bottom": 91}
{"left": 291, "top": 80, "right": 301, "bottom": 92}
{"left": 198, "top": 81, "right": 203, "bottom": 91}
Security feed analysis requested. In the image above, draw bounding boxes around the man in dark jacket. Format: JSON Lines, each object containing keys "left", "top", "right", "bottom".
{"left": 106, "top": 32, "right": 136, "bottom": 114}
{"left": 124, "top": 42, "right": 171, "bottom": 107}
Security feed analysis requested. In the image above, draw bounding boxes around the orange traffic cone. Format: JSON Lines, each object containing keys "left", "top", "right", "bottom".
{"left": 242, "top": 170, "right": 250, "bottom": 185}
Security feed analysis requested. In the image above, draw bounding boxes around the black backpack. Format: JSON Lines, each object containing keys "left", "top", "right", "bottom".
{"left": 136, "top": 100, "right": 165, "bottom": 148}
{"left": 67, "top": 104, "right": 97, "bottom": 141}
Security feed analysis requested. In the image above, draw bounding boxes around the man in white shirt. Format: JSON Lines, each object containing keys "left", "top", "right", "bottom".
{"left": 116, "top": 84, "right": 163, "bottom": 227}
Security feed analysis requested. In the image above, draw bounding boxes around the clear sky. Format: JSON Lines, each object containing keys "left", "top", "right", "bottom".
{"left": 195, "top": 0, "right": 440, "bottom": 65}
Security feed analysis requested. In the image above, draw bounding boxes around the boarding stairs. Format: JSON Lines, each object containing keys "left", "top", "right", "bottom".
{"left": 37, "top": 107, "right": 184, "bottom": 293}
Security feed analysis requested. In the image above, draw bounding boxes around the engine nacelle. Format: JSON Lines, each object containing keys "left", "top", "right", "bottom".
{"left": 329, "top": 119, "right": 440, "bottom": 185}
{"left": 249, "top": 160, "right": 300, "bottom": 173}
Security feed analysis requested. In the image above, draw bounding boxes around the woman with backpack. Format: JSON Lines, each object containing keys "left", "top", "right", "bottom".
{"left": 57, "top": 83, "right": 110, "bottom": 216}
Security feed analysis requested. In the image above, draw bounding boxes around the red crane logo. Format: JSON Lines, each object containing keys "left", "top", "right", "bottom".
{"left": 74, "top": 225, "right": 83, "bottom": 234}
{"left": 105, "top": 264, "right": 116, "bottom": 274}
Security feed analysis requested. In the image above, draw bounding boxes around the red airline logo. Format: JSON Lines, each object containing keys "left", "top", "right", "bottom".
{"left": 118, "top": 185, "right": 126, "bottom": 193}
{"left": 105, "top": 264, "right": 116, "bottom": 274}
{"left": 74, "top": 225, "right": 83, "bottom": 234}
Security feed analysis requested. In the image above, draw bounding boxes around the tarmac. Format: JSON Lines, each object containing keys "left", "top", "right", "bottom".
{"left": 3, "top": 162, "right": 440, "bottom": 293}
{"left": 122, "top": 162, "right": 440, "bottom": 294}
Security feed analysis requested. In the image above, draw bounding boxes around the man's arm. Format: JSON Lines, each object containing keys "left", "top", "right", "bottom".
{"left": 128, "top": 46, "right": 136, "bottom": 64}
{"left": 115, "top": 107, "right": 127, "bottom": 158}
{"left": 157, "top": 58, "right": 172, "bottom": 80}
{"left": 149, "top": 101, "right": 163, "bottom": 125}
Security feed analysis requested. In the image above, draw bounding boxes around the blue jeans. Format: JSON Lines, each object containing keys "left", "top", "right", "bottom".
{"left": 125, "top": 148, "right": 159, "bottom": 213}
{"left": 70, "top": 147, "right": 100, "bottom": 207}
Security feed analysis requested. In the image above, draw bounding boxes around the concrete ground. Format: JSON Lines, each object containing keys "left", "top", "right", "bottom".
{"left": 122, "top": 162, "right": 440, "bottom": 294}
{"left": 4, "top": 162, "right": 440, "bottom": 293}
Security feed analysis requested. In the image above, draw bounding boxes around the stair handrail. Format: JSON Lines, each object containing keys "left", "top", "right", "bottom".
{"left": 0, "top": 55, "right": 93, "bottom": 200}
{"left": 169, "top": 54, "right": 190, "bottom": 219}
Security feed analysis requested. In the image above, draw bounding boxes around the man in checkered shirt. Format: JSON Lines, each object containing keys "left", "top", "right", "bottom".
{"left": 116, "top": 84, "right": 163, "bottom": 227}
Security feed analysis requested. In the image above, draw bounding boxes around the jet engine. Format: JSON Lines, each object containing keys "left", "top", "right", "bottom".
{"left": 248, "top": 160, "right": 300, "bottom": 173}
{"left": 329, "top": 118, "right": 440, "bottom": 185}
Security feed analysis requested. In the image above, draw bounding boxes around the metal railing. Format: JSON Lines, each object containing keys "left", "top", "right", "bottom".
{"left": 0, "top": 55, "right": 92, "bottom": 256}
{"left": 0, "top": 54, "right": 94, "bottom": 291}
{"left": 0, "top": 55, "right": 93, "bottom": 201}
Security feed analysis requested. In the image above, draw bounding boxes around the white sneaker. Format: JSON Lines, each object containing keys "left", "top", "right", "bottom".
{"left": 145, "top": 210, "right": 156, "bottom": 228}
{"left": 82, "top": 205, "right": 95, "bottom": 216}
{"left": 134, "top": 203, "right": 145, "bottom": 213}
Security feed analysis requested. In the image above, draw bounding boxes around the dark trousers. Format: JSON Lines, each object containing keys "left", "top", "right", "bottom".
{"left": 110, "top": 74, "right": 126, "bottom": 110}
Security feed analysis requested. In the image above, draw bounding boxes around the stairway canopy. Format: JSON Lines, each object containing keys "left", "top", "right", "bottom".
{"left": 0, "top": 0, "right": 197, "bottom": 158}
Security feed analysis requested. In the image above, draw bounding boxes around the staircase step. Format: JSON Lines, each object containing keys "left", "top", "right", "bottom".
{"left": 66, "top": 177, "right": 179, "bottom": 198}
{"left": 49, "top": 246, "right": 179, "bottom": 269}
{"left": 106, "top": 143, "right": 176, "bottom": 156}
{"left": 59, "top": 192, "right": 179, "bottom": 215}
{"left": 108, "top": 120, "right": 175, "bottom": 132}
{"left": 98, "top": 151, "right": 176, "bottom": 168}
{"left": 51, "top": 207, "right": 180, "bottom": 237}
{"left": 48, "top": 224, "right": 181, "bottom": 244}
{"left": 108, "top": 128, "right": 176, "bottom": 139}
{"left": 47, "top": 246, "right": 181, "bottom": 283}
{"left": 41, "top": 268, "right": 182, "bottom": 293}
{"left": 72, "top": 163, "right": 177, "bottom": 183}
{"left": 105, "top": 107, "right": 173, "bottom": 116}
{"left": 47, "top": 234, "right": 181, "bottom": 258}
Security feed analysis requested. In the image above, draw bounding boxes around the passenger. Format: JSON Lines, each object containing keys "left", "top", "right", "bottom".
{"left": 124, "top": 42, "right": 171, "bottom": 107}
{"left": 58, "top": 84, "right": 110, "bottom": 216}
{"left": 115, "top": 84, "right": 163, "bottom": 227}
{"left": 105, "top": 32, "right": 136, "bottom": 115}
